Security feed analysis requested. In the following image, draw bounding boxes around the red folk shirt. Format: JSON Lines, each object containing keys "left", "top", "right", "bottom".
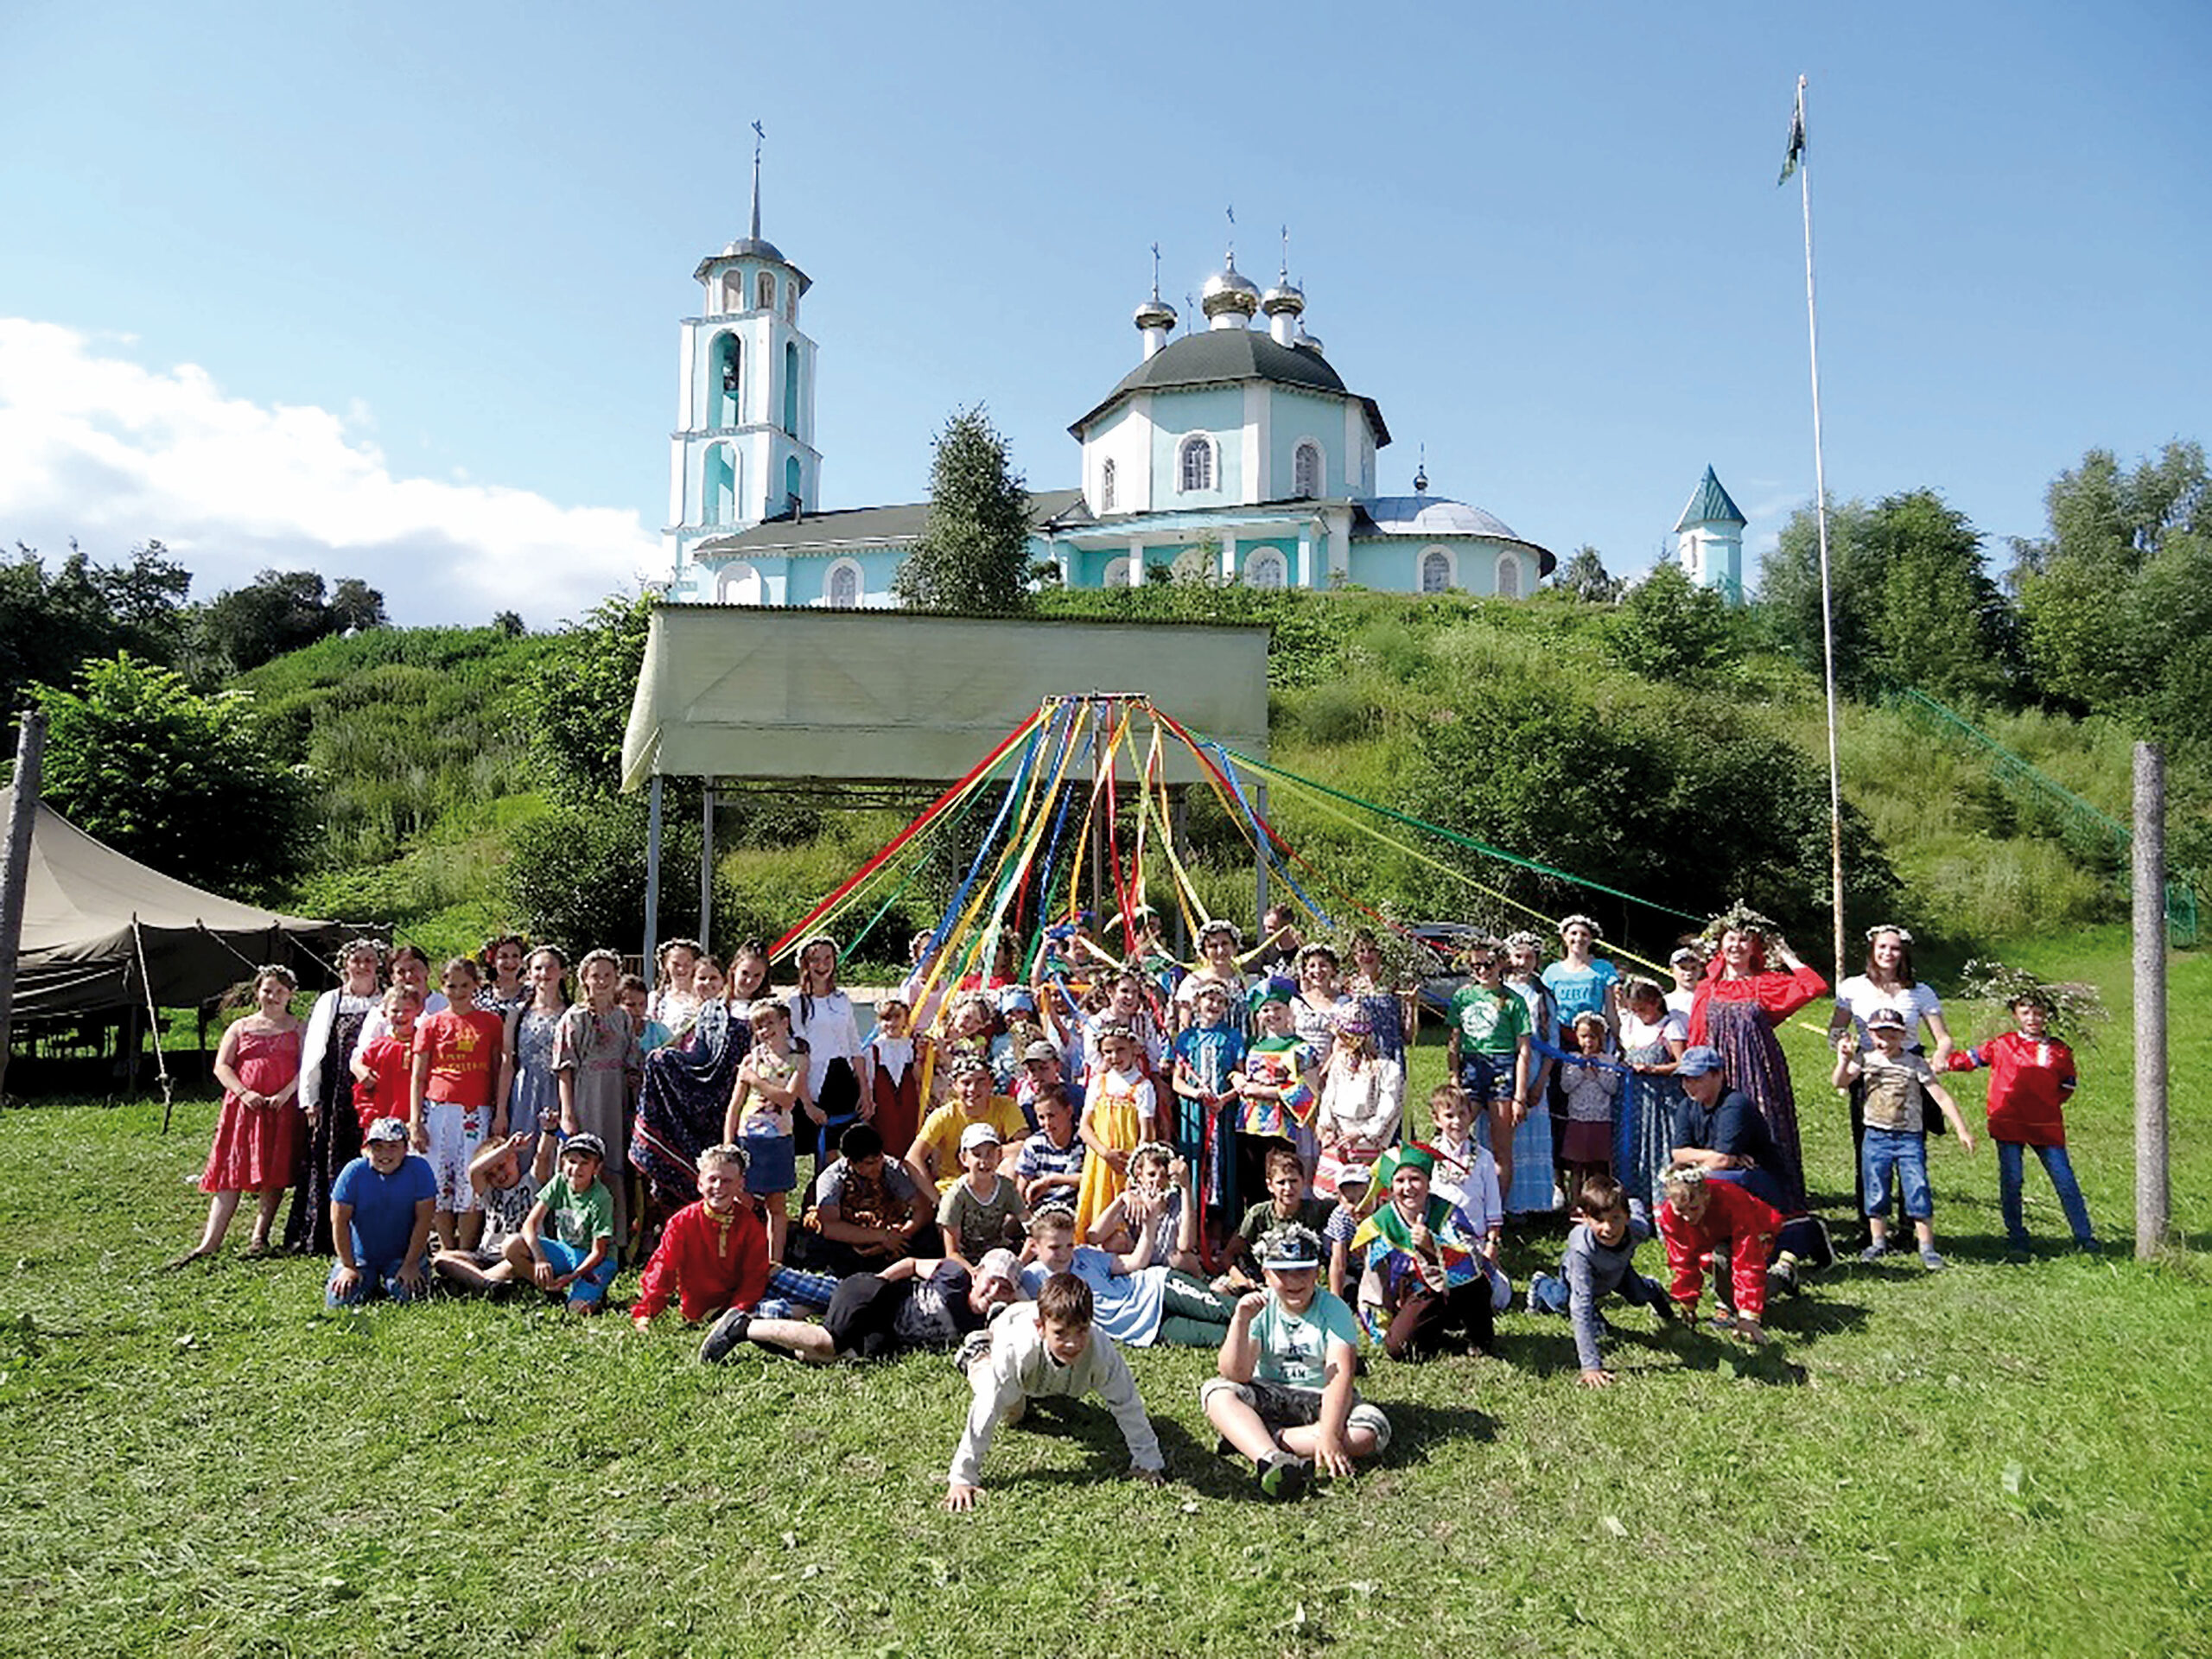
{"left": 1658, "top": 1178, "right": 1784, "bottom": 1321}
{"left": 1948, "top": 1032, "right": 2075, "bottom": 1148}
{"left": 1687, "top": 962, "right": 1829, "bottom": 1045}
{"left": 631, "top": 1198, "right": 770, "bottom": 1325}
{"left": 412, "top": 1008, "right": 506, "bottom": 1109}
{"left": 353, "top": 1033, "right": 415, "bottom": 1132}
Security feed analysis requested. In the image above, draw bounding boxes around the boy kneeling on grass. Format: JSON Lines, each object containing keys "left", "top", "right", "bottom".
{"left": 946, "top": 1271, "right": 1165, "bottom": 1512}
{"left": 1201, "top": 1224, "right": 1389, "bottom": 1500}
{"left": 1528, "top": 1173, "right": 1682, "bottom": 1388}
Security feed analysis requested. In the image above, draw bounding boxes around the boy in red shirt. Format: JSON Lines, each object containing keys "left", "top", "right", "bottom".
{"left": 632, "top": 1143, "right": 770, "bottom": 1331}
{"left": 351, "top": 985, "right": 423, "bottom": 1135}
{"left": 1656, "top": 1165, "right": 1783, "bottom": 1345}
{"left": 1948, "top": 992, "right": 2098, "bottom": 1257}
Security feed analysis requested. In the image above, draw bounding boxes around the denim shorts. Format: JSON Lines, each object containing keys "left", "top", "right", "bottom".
{"left": 1861, "top": 1128, "right": 1932, "bottom": 1221}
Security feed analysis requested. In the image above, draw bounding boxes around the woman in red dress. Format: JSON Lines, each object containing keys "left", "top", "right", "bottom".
{"left": 1688, "top": 923, "right": 1827, "bottom": 1213}
{"left": 168, "top": 967, "right": 306, "bottom": 1267}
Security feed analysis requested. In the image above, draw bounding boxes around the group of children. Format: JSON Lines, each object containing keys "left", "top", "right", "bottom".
{"left": 167, "top": 912, "right": 2101, "bottom": 1503}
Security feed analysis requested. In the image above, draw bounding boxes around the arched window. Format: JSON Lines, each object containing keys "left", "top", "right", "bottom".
{"left": 783, "top": 341, "right": 800, "bottom": 435}
{"left": 784, "top": 284, "right": 798, "bottom": 323}
{"left": 1245, "top": 548, "right": 1287, "bottom": 589}
{"left": 1293, "top": 441, "right": 1322, "bottom": 499}
{"left": 826, "top": 561, "right": 861, "bottom": 608}
{"left": 717, "top": 562, "right": 762, "bottom": 605}
{"left": 1178, "top": 435, "right": 1212, "bottom": 493}
{"left": 720, "top": 272, "right": 743, "bottom": 315}
{"left": 785, "top": 454, "right": 803, "bottom": 510}
{"left": 1421, "top": 548, "right": 1453, "bottom": 594}
{"left": 756, "top": 270, "right": 776, "bottom": 311}
{"left": 1495, "top": 554, "right": 1522, "bottom": 599}
{"left": 702, "top": 445, "right": 738, "bottom": 525}
{"left": 1100, "top": 458, "right": 1116, "bottom": 512}
{"left": 1102, "top": 556, "right": 1132, "bottom": 589}
{"left": 712, "top": 334, "right": 741, "bottom": 427}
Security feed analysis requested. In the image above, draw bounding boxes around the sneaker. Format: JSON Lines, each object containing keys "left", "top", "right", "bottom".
{"left": 1256, "top": 1450, "right": 1311, "bottom": 1501}
{"left": 1767, "top": 1257, "right": 1800, "bottom": 1297}
{"left": 2075, "top": 1238, "right": 2102, "bottom": 1256}
{"left": 1918, "top": 1249, "right": 1947, "bottom": 1271}
{"left": 697, "top": 1307, "right": 752, "bottom": 1365}
{"left": 1528, "top": 1272, "right": 1567, "bottom": 1315}
{"left": 955, "top": 1329, "right": 995, "bottom": 1376}
{"left": 1859, "top": 1242, "right": 1891, "bottom": 1264}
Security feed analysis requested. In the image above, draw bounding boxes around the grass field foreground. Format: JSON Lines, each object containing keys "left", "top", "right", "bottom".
{"left": 1, "top": 931, "right": 2206, "bottom": 1656}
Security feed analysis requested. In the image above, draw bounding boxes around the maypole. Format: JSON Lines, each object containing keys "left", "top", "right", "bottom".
{"left": 1783, "top": 73, "right": 1849, "bottom": 985}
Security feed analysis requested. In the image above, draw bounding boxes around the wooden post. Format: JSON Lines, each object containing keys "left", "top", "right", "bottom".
{"left": 2133, "top": 742, "right": 2170, "bottom": 1259}
{"left": 0, "top": 709, "right": 48, "bottom": 1107}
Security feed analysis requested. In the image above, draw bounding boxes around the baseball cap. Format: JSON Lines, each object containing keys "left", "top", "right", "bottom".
{"left": 959, "top": 1122, "right": 1003, "bottom": 1153}
{"left": 1257, "top": 1224, "right": 1323, "bottom": 1271}
{"left": 364, "top": 1116, "right": 409, "bottom": 1144}
{"left": 1675, "top": 1046, "right": 1723, "bottom": 1077}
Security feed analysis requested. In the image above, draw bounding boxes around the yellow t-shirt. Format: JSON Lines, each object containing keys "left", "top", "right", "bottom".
{"left": 911, "top": 1096, "right": 1027, "bottom": 1195}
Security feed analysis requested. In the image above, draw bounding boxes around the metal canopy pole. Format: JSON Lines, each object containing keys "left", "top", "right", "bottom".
{"left": 642, "top": 774, "right": 664, "bottom": 970}
{"left": 700, "top": 778, "right": 716, "bottom": 955}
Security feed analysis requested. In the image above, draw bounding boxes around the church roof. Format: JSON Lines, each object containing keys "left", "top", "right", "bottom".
{"left": 1674, "top": 465, "right": 1746, "bottom": 531}
{"left": 1355, "top": 495, "right": 1558, "bottom": 575}
{"left": 1068, "top": 330, "right": 1389, "bottom": 447}
{"left": 695, "top": 489, "right": 1087, "bottom": 556}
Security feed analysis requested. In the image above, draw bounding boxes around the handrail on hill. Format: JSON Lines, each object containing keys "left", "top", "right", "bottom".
{"left": 1890, "top": 684, "right": 2200, "bottom": 945}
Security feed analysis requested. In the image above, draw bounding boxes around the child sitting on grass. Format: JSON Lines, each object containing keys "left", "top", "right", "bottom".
{"left": 513, "top": 1133, "right": 619, "bottom": 1315}
{"left": 1425, "top": 1084, "right": 1508, "bottom": 1312}
{"left": 1834, "top": 1006, "right": 1974, "bottom": 1270}
{"left": 1529, "top": 1174, "right": 1680, "bottom": 1388}
{"left": 946, "top": 1271, "right": 1166, "bottom": 1512}
{"left": 1085, "top": 1142, "right": 1203, "bottom": 1275}
{"left": 324, "top": 1116, "right": 438, "bottom": 1306}
{"left": 937, "top": 1123, "right": 1030, "bottom": 1272}
{"left": 1217, "top": 1145, "right": 1335, "bottom": 1292}
{"left": 1946, "top": 989, "right": 2098, "bottom": 1257}
{"left": 1656, "top": 1165, "right": 1779, "bottom": 1345}
{"left": 630, "top": 1142, "right": 770, "bottom": 1329}
{"left": 1202, "top": 1223, "right": 1389, "bottom": 1499}
{"left": 1014, "top": 1083, "right": 1086, "bottom": 1211}
{"left": 430, "top": 1128, "right": 555, "bottom": 1295}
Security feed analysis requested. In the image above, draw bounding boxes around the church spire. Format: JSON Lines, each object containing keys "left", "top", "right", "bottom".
{"left": 749, "top": 120, "right": 765, "bottom": 242}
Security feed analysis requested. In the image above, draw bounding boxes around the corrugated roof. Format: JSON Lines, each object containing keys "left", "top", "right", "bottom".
{"left": 696, "top": 488, "right": 1088, "bottom": 556}
{"left": 1675, "top": 466, "right": 1746, "bottom": 531}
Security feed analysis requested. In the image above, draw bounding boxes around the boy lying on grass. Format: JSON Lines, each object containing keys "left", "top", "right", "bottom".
{"left": 946, "top": 1270, "right": 1164, "bottom": 1512}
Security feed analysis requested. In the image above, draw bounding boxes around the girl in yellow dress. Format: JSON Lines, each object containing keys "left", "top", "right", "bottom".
{"left": 1074, "top": 1022, "right": 1158, "bottom": 1235}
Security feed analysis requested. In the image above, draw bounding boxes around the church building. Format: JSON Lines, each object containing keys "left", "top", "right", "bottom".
{"left": 663, "top": 169, "right": 1737, "bottom": 608}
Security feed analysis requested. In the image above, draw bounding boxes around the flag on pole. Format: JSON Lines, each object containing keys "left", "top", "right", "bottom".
{"left": 1778, "top": 86, "right": 1807, "bottom": 186}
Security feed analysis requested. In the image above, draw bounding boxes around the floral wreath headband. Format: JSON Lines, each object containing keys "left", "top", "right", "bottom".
{"left": 1503, "top": 931, "right": 1545, "bottom": 952}
{"left": 1557, "top": 913, "right": 1604, "bottom": 939}
{"left": 1866, "top": 925, "right": 1913, "bottom": 944}
{"left": 1129, "top": 1140, "right": 1176, "bottom": 1166}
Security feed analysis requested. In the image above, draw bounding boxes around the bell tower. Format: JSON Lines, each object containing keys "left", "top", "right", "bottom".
{"left": 665, "top": 124, "right": 822, "bottom": 598}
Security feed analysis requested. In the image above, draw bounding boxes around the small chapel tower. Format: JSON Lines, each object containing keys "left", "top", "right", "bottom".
{"left": 1675, "top": 464, "right": 1747, "bottom": 603}
{"left": 665, "top": 126, "right": 822, "bottom": 594}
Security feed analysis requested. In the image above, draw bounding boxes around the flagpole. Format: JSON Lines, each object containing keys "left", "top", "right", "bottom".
{"left": 1795, "top": 73, "right": 1847, "bottom": 986}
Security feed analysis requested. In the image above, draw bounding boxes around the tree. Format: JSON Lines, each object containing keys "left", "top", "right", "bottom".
{"left": 328, "top": 577, "right": 388, "bottom": 634}
{"left": 197, "top": 568, "right": 388, "bottom": 672}
{"left": 1605, "top": 562, "right": 1743, "bottom": 682}
{"left": 891, "top": 405, "right": 1033, "bottom": 613}
{"left": 1553, "top": 543, "right": 1620, "bottom": 603}
{"left": 0, "top": 539, "right": 193, "bottom": 710}
{"left": 35, "top": 652, "right": 309, "bottom": 897}
{"left": 517, "top": 592, "right": 652, "bottom": 804}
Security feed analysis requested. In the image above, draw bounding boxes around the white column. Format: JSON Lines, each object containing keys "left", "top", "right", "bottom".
{"left": 1326, "top": 510, "right": 1350, "bottom": 588}
{"left": 1221, "top": 536, "right": 1236, "bottom": 582}
{"left": 1128, "top": 534, "right": 1145, "bottom": 588}
{"left": 1296, "top": 528, "right": 1314, "bottom": 589}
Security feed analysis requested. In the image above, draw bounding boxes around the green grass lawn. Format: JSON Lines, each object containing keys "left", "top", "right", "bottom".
{"left": 3, "top": 930, "right": 2207, "bottom": 1657}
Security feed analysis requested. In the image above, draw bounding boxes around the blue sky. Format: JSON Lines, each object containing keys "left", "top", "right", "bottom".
{"left": 3, "top": 1, "right": 2206, "bottom": 625}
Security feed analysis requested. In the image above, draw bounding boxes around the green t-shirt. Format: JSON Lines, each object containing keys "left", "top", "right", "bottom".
{"left": 1253, "top": 1288, "right": 1362, "bottom": 1392}
{"left": 540, "top": 1171, "right": 615, "bottom": 1248}
{"left": 1449, "top": 984, "right": 1529, "bottom": 1058}
{"left": 936, "top": 1172, "right": 1027, "bottom": 1262}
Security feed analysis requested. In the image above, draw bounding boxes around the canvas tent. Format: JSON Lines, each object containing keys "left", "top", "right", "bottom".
{"left": 2, "top": 786, "right": 346, "bottom": 1021}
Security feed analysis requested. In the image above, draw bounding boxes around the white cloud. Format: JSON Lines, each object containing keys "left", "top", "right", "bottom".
{"left": 0, "top": 319, "right": 662, "bottom": 627}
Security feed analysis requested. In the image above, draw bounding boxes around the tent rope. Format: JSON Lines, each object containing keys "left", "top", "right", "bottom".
{"left": 135, "top": 919, "right": 177, "bottom": 1134}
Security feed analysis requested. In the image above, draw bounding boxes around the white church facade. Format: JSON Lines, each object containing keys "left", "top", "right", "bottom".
{"left": 662, "top": 175, "right": 1741, "bottom": 608}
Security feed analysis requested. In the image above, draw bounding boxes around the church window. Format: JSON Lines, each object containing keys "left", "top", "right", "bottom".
{"left": 785, "top": 284, "right": 798, "bottom": 322}
{"left": 827, "top": 561, "right": 861, "bottom": 608}
{"left": 1421, "top": 548, "right": 1453, "bottom": 593}
{"left": 1496, "top": 554, "right": 1522, "bottom": 599}
{"left": 784, "top": 342, "right": 800, "bottom": 435}
{"left": 785, "top": 454, "right": 804, "bottom": 511}
{"left": 713, "top": 334, "right": 742, "bottom": 427}
{"left": 1178, "top": 436, "right": 1213, "bottom": 493}
{"left": 1101, "top": 459, "right": 1116, "bottom": 512}
{"left": 757, "top": 270, "right": 776, "bottom": 311}
{"left": 720, "top": 272, "right": 743, "bottom": 315}
{"left": 1245, "top": 548, "right": 1287, "bottom": 589}
{"left": 1293, "top": 441, "right": 1322, "bottom": 499}
{"left": 1103, "top": 556, "right": 1132, "bottom": 588}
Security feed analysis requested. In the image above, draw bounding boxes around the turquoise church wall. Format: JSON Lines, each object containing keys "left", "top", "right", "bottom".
{"left": 1147, "top": 386, "right": 1243, "bottom": 507}
{"left": 1267, "top": 389, "right": 1342, "bottom": 498}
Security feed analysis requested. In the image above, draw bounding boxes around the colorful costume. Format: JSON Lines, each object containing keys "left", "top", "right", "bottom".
{"left": 631, "top": 1198, "right": 771, "bottom": 1325}
{"left": 284, "top": 989, "right": 375, "bottom": 1253}
{"left": 631, "top": 1001, "right": 749, "bottom": 1220}
{"left": 1073, "top": 1065, "right": 1154, "bottom": 1235}
{"left": 1658, "top": 1177, "right": 1783, "bottom": 1322}
{"left": 1689, "top": 959, "right": 1827, "bottom": 1213}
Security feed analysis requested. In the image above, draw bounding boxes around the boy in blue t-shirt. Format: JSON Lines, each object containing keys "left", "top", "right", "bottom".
{"left": 1200, "top": 1224, "right": 1391, "bottom": 1498}
{"left": 327, "top": 1117, "right": 439, "bottom": 1306}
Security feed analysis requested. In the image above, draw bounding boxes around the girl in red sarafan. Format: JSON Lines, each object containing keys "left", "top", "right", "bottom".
{"left": 168, "top": 966, "right": 304, "bottom": 1268}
